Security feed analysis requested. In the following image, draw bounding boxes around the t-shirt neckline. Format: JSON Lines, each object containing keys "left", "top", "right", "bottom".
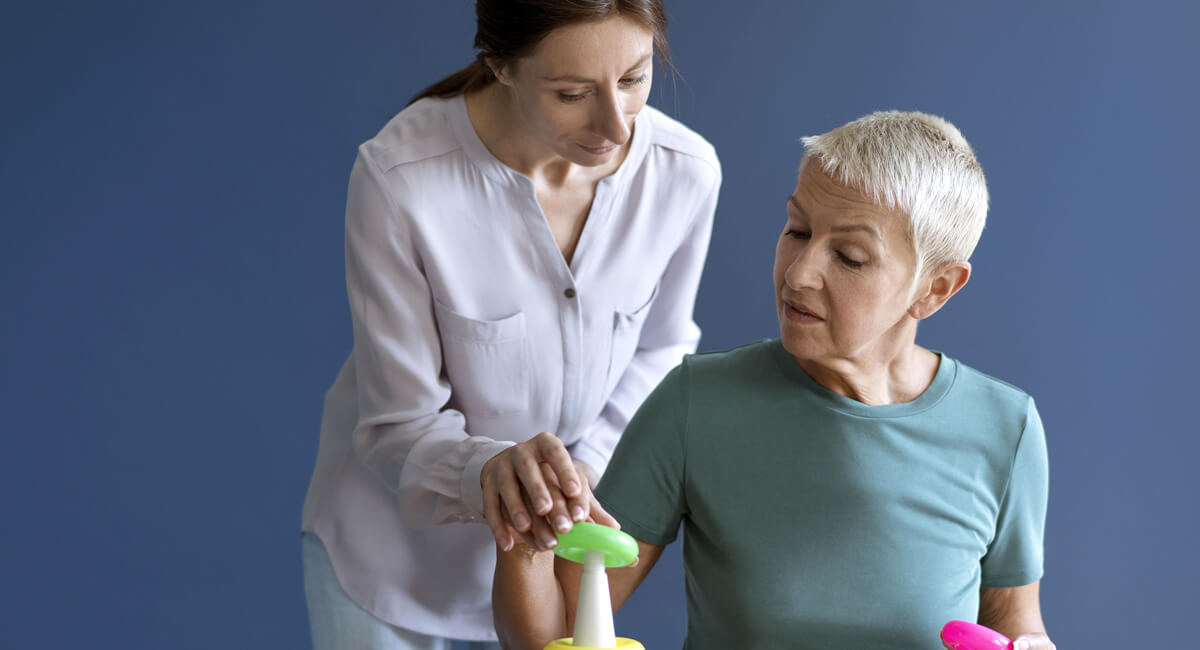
{"left": 769, "top": 338, "right": 956, "bottom": 419}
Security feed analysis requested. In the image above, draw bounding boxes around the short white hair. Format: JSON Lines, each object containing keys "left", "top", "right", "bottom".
{"left": 799, "top": 110, "right": 988, "bottom": 277}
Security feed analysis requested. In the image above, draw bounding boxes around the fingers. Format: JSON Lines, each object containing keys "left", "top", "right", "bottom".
{"left": 513, "top": 443, "right": 554, "bottom": 518}
{"left": 1012, "top": 635, "right": 1055, "bottom": 650}
{"left": 506, "top": 474, "right": 564, "bottom": 551}
{"left": 503, "top": 499, "right": 545, "bottom": 551}
{"left": 538, "top": 463, "right": 574, "bottom": 535}
{"left": 564, "top": 459, "right": 603, "bottom": 523}
{"left": 481, "top": 433, "right": 599, "bottom": 554}
{"left": 586, "top": 494, "right": 620, "bottom": 530}
{"left": 535, "top": 432, "right": 582, "bottom": 498}
{"left": 483, "top": 477, "right": 515, "bottom": 551}
{"left": 498, "top": 460, "right": 533, "bottom": 533}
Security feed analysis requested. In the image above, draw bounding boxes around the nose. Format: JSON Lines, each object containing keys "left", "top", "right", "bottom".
{"left": 593, "top": 88, "right": 630, "bottom": 145}
{"left": 784, "top": 243, "right": 823, "bottom": 291}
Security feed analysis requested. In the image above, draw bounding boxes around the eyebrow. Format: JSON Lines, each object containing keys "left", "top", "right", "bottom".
{"left": 538, "top": 53, "right": 653, "bottom": 83}
{"left": 831, "top": 223, "right": 884, "bottom": 244}
{"left": 788, "top": 195, "right": 884, "bottom": 244}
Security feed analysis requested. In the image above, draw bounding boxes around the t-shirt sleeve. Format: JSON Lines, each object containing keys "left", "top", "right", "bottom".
{"left": 593, "top": 360, "right": 690, "bottom": 546}
{"left": 981, "top": 397, "right": 1049, "bottom": 587}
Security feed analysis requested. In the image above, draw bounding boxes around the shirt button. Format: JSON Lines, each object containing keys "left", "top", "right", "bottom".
{"left": 564, "top": 288, "right": 576, "bottom": 299}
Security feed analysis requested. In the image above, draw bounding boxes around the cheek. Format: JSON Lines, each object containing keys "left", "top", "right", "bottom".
{"left": 538, "top": 108, "right": 572, "bottom": 138}
{"left": 525, "top": 96, "right": 573, "bottom": 139}
{"left": 624, "top": 87, "right": 651, "bottom": 115}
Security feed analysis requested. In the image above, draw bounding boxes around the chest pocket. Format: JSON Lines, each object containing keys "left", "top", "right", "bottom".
{"left": 433, "top": 301, "right": 529, "bottom": 418}
{"left": 604, "top": 282, "right": 659, "bottom": 398}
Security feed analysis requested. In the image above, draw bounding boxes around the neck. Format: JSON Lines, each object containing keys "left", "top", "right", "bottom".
{"left": 793, "top": 324, "right": 939, "bottom": 406}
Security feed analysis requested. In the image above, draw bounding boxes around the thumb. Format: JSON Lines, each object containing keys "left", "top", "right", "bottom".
{"left": 588, "top": 498, "right": 620, "bottom": 530}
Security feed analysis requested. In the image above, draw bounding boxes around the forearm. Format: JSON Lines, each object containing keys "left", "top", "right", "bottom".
{"left": 978, "top": 583, "right": 1053, "bottom": 648}
{"left": 356, "top": 418, "right": 514, "bottom": 526}
{"left": 493, "top": 545, "right": 568, "bottom": 650}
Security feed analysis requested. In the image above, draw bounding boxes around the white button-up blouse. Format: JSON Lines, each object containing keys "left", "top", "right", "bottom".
{"left": 301, "top": 95, "right": 720, "bottom": 640}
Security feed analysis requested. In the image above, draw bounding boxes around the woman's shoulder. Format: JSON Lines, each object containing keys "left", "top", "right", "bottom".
{"left": 681, "top": 340, "right": 780, "bottom": 388}
{"left": 638, "top": 104, "right": 721, "bottom": 180}
{"left": 941, "top": 354, "right": 1037, "bottom": 421}
{"left": 357, "top": 97, "right": 465, "bottom": 175}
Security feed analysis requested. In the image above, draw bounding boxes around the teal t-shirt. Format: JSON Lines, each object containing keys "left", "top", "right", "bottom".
{"left": 595, "top": 340, "right": 1048, "bottom": 649}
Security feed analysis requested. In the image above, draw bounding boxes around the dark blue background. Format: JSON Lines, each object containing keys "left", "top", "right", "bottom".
{"left": 3, "top": 1, "right": 1197, "bottom": 648}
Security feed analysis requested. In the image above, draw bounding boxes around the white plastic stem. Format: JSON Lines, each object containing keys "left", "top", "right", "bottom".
{"left": 572, "top": 549, "right": 616, "bottom": 648}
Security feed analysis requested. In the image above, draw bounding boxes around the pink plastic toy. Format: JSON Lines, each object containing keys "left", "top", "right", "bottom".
{"left": 940, "top": 620, "right": 1013, "bottom": 649}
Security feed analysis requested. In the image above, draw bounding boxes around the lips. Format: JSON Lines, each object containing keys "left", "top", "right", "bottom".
{"left": 580, "top": 143, "right": 617, "bottom": 155}
{"left": 783, "top": 299, "right": 824, "bottom": 323}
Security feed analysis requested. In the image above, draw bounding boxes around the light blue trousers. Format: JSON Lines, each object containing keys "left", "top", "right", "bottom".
{"left": 302, "top": 532, "right": 503, "bottom": 650}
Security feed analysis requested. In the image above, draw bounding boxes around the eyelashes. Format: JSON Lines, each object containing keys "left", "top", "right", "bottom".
{"left": 783, "top": 229, "right": 866, "bottom": 269}
{"left": 557, "top": 75, "right": 648, "bottom": 103}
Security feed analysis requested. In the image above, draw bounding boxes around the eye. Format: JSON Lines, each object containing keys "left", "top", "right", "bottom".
{"left": 784, "top": 228, "right": 811, "bottom": 240}
{"left": 836, "top": 251, "right": 865, "bottom": 269}
{"left": 620, "top": 75, "right": 648, "bottom": 88}
{"left": 557, "top": 91, "right": 587, "bottom": 103}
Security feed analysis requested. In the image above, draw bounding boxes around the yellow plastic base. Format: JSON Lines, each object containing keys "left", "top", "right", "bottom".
{"left": 544, "top": 638, "right": 644, "bottom": 650}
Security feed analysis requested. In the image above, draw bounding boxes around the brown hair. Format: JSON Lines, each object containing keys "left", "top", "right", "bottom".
{"left": 408, "top": 0, "right": 672, "bottom": 105}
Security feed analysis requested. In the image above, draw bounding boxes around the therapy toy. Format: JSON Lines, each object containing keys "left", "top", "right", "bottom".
{"left": 545, "top": 522, "right": 643, "bottom": 650}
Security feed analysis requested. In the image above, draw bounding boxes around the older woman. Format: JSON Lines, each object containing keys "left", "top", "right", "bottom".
{"left": 493, "top": 111, "right": 1055, "bottom": 649}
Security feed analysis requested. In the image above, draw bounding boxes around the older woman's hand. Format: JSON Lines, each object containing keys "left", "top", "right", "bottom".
{"left": 939, "top": 632, "right": 1055, "bottom": 650}
{"left": 481, "top": 432, "right": 618, "bottom": 551}
{"left": 1009, "top": 635, "right": 1056, "bottom": 650}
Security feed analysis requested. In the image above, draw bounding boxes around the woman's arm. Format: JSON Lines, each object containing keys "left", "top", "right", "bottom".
{"left": 344, "top": 148, "right": 516, "bottom": 526}
{"left": 977, "top": 581, "right": 1056, "bottom": 650}
{"left": 493, "top": 543, "right": 566, "bottom": 650}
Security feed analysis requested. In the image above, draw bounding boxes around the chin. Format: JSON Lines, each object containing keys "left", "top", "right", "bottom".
{"left": 778, "top": 324, "right": 823, "bottom": 360}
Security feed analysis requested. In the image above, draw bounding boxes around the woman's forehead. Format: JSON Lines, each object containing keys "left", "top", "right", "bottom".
{"left": 792, "top": 165, "right": 903, "bottom": 225}
{"left": 526, "top": 16, "right": 655, "bottom": 78}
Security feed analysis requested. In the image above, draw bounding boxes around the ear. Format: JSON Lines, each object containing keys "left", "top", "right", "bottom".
{"left": 908, "top": 261, "right": 971, "bottom": 320}
{"left": 485, "top": 57, "right": 514, "bottom": 86}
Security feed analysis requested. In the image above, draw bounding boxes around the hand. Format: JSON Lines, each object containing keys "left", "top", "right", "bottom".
{"left": 481, "top": 432, "right": 618, "bottom": 552}
{"left": 1009, "top": 635, "right": 1056, "bottom": 650}
{"left": 939, "top": 632, "right": 1056, "bottom": 650}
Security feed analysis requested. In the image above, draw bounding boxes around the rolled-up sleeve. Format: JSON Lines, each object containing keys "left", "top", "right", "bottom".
{"left": 345, "top": 147, "right": 513, "bottom": 527}
{"left": 571, "top": 174, "right": 720, "bottom": 475}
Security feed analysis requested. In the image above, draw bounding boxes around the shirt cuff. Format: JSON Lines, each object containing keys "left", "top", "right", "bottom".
{"left": 460, "top": 439, "right": 517, "bottom": 519}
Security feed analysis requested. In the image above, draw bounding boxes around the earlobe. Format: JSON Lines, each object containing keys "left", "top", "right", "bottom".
{"left": 908, "top": 261, "right": 971, "bottom": 321}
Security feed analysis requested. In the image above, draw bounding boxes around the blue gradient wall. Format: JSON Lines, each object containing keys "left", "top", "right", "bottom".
{"left": 3, "top": 1, "right": 1196, "bottom": 648}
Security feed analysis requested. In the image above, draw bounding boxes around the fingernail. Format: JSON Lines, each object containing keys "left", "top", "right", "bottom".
{"left": 555, "top": 516, "right": 572, "bottom": 533}
{"left": 564, "top": 480, "right": 580, "bottom": 496}
{"left": 542, "top": 534, "right": 558, "bottom": 549}
{"left": 514, "top": 514, "right": 530, "bottom": 530}
{"left": 536, "top": 498, "right": 551, "bottom": 513}
{"left": 571, "top": 506, "right": 586, "bottom": 522}
{"left": 1015, "top": 641, "right": 1029, "bottom": 650}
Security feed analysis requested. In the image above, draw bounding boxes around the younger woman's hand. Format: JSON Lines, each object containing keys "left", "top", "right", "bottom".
{"left": 481, "top": 432, "right": 617, "bottom": 551}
